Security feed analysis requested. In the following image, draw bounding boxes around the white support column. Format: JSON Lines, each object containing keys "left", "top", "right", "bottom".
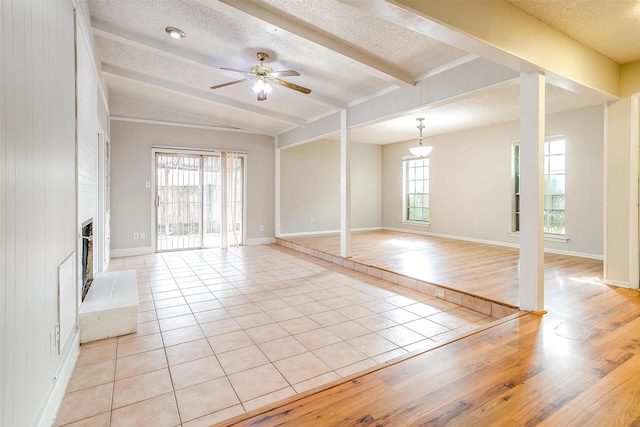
{"left": 274, "top": 138, "right": 281, "bottom": 238}
{"left": 519, "top": 72, "right": 546, "bottom": 313}
{"left": 220, "top": 151, "right": 228, "bottom": 248}
{"left": 340, "top": 109, "right": 352, "bottom": 257}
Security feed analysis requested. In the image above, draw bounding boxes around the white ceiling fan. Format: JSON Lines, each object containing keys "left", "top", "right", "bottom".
{"left": 210, "top": 52, "right": 311, "bottom": 101}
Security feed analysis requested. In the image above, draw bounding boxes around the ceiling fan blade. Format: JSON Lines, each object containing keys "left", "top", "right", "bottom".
{"left": 220, "top": 67, "right": 253, "bottom": 76}
{"left": 210, "top": 78, "right": 250, "bottom": 89}
{"left": 269, "top": 70, "right": 300, "bottom": 77}
{"left": 270, "top": 78, "right": 311, "bottom": 94}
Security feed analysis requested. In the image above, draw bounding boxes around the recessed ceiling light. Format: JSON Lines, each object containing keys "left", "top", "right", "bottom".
{"left": 165, "top": 27, "right": 185, "bottom": 39}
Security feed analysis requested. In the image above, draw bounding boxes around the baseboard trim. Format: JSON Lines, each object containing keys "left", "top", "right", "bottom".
{"left": 111, "top": 247, "right": 154, "bottom": 257}
{"left": 604, "top": 278, "right": 635, "bottom": 289}
{"left": 543, "top": 247, "right": 603, "bottom": 260}
{"left": 382, "top": 227, "right": 603, "bottom": 260}
{"left": 279, "top": 227, "right": 382, "bottom": 237}
{"left": 36, "top": 329, "right": 80, "bottom": 427}
{"left": 246, "top": 237, "right": 276, "bottom": 245}
{"left": 111, "top": 240, "right": 278, "bottom": 254}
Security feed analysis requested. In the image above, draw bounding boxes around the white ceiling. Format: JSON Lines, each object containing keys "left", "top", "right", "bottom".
{"left": 84, "top": 0, "right": 640, "bottom": 145}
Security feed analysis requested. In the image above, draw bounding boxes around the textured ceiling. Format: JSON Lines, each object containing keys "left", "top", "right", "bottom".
{"left": 84, "top": 0, "right": 634, "bottom": 145}
{"left": 506, "top": 0, "right": 640, "bottom": 65}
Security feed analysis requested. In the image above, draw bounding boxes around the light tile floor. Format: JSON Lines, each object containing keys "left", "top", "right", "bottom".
{"left": 55, "top": 244, "right": 497, "bottom": 426}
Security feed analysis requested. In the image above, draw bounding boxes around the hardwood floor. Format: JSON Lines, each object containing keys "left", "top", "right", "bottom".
{"left": 219, "top": 231, "right": 640, "bottom": 426}
{"left": 282, "top": 230, "right": 604, "bottom": 308}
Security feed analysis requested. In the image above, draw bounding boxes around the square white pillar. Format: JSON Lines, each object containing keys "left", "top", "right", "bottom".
{"left": 340, "top": 110, "right": 352, "bottom": 258}
{"left": 274, "top": 141, "right": 281, "bottom": 238}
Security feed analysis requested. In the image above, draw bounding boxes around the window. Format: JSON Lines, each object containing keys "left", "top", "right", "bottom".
{"left": 513, "top": 136, "right": 565, "bottom": 235}
{"left": 403, "top": 157, "right": 430, "bottom": 223}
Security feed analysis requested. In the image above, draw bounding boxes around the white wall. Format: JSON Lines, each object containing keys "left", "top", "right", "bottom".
{"left": 382, "top": 105, "right": 605, "bottom": 258}
{"left": 281, "top": 139, "right": 340, "bottom": 233}
{"left": 353, "top": 142, "right": 383, "bottom": 229}
{"left": 109, "top": 120, "right": 275, "bottom": 254}
{"left": 604, "top": 96, "right": 640, "bottom": 287}
{"left": 280, "top": 139, "right": 382, "bottom": 234}
{"left": 1, "top": 1, "right": 78, "bottom": 425}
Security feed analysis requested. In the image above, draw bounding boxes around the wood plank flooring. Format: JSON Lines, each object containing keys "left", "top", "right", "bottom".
{"left": 225, "top": 291, "right": 640, "bottom": 426}
{"left": 220, "top": 231, "right": 640, "bottom": 426}
{"left": 282, "top": 230, "right": 604, "bottom": 308}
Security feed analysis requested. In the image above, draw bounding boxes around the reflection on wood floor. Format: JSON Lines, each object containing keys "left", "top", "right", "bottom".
{"left": 282, "top": 230, "right": 604, "bottom": 308}
{"left": 223, "top": 230, "right": 640, "bottom": 426}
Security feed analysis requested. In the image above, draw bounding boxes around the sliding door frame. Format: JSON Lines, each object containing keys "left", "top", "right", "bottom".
{"left": 150, "top": 146, "right": 248, "bottom": 252}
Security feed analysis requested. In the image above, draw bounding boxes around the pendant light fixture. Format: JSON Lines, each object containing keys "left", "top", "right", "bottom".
{"left": 409, "top": 118, "right": 433, "bottom": 157}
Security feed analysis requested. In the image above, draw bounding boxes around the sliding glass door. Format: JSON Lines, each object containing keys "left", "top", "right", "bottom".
{"left": 227, "top": 153, "right": 244, "bottom": 247}
{"left": 202, "top": 156, "right": 222, "bottom": 248}
{"left": 156, "top": 151, "right": 244, "bottom": 251}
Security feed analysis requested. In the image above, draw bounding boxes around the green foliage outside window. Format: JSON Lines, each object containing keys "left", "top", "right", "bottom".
{"left": 404, "top": 158, "right": 430, "bottom": 223}
{"left": 513, "top": 138, "right": 566, "bottom": 235}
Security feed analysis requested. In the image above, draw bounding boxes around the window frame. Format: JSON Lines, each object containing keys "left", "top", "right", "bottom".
{"left": 402, "top": 155, "right": 430, "bottom": 225}
{"left": 511, "top": 135, "right": 567, "bottom": 239}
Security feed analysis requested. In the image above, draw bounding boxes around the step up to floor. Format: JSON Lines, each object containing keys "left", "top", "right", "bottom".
{"left": 79, "top": 270, "right": 138, "bottom": 343}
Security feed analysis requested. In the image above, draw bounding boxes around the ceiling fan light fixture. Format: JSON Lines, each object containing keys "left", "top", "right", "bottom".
{"left": 252, "top": 79, "right": 272, "bottom": 100}
{"left": 252, "top": 79, "right": 272, "bottom": 94}
{"left": 165, "top": 26, "right": 186, "bottom": 39}
{"left": 210, "top": 51, "right": 310, "bottom": 100}
{"left": 410, "top": 118, "right": 433, "bottom": 157}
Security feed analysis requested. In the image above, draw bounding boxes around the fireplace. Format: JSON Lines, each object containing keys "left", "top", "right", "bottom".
{"left": 81, "top": 219, "right": 94, "bottom": 302}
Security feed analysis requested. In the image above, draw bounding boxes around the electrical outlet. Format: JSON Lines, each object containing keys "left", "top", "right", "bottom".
{"left": 435, "top": 288, "right": 445, "bottom": 298}
{"left": 145, "top": 181, "right": 150, "bottom": 189}
{"left": 133, "top": 233, "right": 139, "bottom": 240}
{"left": 140, "top": 233, "right": 145, "bottom": 239}
{"left": 259, "top": 225, "right": 264, "bottom": 231}
{"left": 310, "top": 216, "right": 314, "bottom": 223}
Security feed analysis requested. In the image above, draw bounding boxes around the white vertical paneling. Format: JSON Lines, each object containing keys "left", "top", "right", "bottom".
{"left": 467, "top": 58, "right": 487, "bottom": 91}
{"left": 12, "top": 1, "right": 28, "bottom": 421}
{"left": 76, "top": 13, "right": 98, "bottom": 300}
{"left": 1, "top": 0, "right": 16, "bottom": 421}
{"left": 31, "top": 0, "right": 48, "bottom": 408}
{"left": 336, "top": 58, "right": 518, "bottom": 138}
{"left": 1, "top": 1, "right": 77, "bottom": 426}
{"left": 427, "top": 73, "right": 443, "bottom": 104}
{"left": 0, "top": 0, "right": 5, "bottom": 421}
{"left": 76, "top": 22, "right": 98, "bottom": 213}
{"left": 441, "top": 68, "right": 452, "bottom": 99}
{"left": 58, "top": 253, "right": 76, "bottom": 354}
{"left": 449, "top": 62, "right": 468, "bottom": 96}
{"left": 486, "top": 60, "right": 503, "bottom": 86}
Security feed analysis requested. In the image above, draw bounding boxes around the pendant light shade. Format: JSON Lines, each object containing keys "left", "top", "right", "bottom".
{"left": 409, "top": 145, "right": 433, "bottom": 157}
{"left": 410, "top": 118, "right": 432, "bottom": 157}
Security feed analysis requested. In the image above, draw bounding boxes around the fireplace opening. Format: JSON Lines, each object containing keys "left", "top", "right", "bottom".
{"left": 81, "top": 220, "right": 94, "bottom": 302}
